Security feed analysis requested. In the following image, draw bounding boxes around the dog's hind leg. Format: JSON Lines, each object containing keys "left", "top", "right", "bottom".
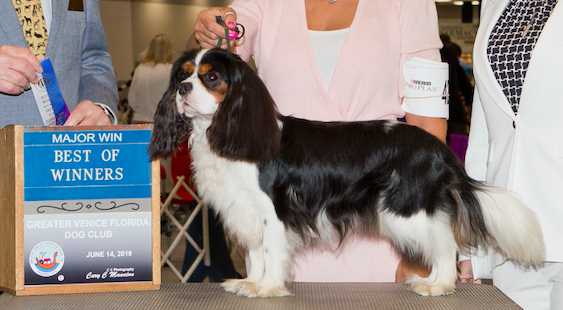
{"left": 407, "top": 240, "right": 457, "bottom": 296}
{"left": 381, "top": 210, "right": 457, "bottom": 296}
{"left": 406, "top": 212, "right": 458, "bottom": 296}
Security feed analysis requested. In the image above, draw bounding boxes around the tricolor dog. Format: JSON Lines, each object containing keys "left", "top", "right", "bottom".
{"left": 149, "top": 48, "right": 544, "bottom": 298}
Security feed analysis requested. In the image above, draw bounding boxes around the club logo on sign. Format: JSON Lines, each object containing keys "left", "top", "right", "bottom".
{"left": 29, "top": 241, "right": 65, "bottom": 277}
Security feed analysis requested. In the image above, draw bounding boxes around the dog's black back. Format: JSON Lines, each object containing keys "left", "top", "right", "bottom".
{"left": 151, "top": 48, "right": 489, "bottom": 253}
{"left": 258, "top": 116, "right": 484, "bottom": 247}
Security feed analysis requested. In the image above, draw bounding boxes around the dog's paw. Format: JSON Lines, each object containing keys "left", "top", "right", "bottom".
{"left": 256, "top": 285, "right": 292, "bottom": 298}
{"left": 221, "top": 279, "right": 242, "bottom": 293}
{"left": 409, "top": 283, "right": 455, "bottom": 297}
{"left": 236, "top": 282, "right": 259, "bottom": 298}
{"left": 221, "top": 279, "right": 257, "bottom": 297}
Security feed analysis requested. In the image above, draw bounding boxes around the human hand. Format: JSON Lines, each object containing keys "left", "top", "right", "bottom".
{"left": 458, "top": 260, "right": 481, "bottom": 284}
{"left": 0, "top": 45, "right": 42, "bottom": 95}
{"left": 64, "top": 100, "right": 112, "bottom": 126}
{"left": 193, "top": 7, "right": 238, "bottom": 49}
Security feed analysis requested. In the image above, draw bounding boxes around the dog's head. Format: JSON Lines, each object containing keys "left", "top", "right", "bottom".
{"left": 149, "top": 48, "right": 281, "bottom": 162}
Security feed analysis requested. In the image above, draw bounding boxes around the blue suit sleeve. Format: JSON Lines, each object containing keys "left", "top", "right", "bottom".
{"left": 78, "top": 0, "right": 118, "bottom": 113}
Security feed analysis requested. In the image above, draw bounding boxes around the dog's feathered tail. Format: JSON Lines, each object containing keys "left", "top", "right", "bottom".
{"left": 452, "top": 181, "right": 545, "bottom": 268}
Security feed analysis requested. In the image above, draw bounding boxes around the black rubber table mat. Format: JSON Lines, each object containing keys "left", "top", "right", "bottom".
{"left": 0, "top": 283, "right": 520, "bottom": 310}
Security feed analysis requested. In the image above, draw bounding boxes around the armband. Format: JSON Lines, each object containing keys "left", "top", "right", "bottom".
{"left": 402, "top": 57, "right": 449, "bottom": 118}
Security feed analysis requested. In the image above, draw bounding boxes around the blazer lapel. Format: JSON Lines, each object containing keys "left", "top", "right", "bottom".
{"left": 474, "top": 0, "right": 516, "bottom": 119}
{"left": 0, "top": 1, "right": 27, "bottom": 46}
{"left": 46, "top": 0, "right": 69, "bottom": 59}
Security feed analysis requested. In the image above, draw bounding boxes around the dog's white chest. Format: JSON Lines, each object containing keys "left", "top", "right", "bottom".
{"left": 188, "top": 129, "right": 274, "bottom": 246}
{"left": 190, "top": 134, "right": 257, "bottom": 200}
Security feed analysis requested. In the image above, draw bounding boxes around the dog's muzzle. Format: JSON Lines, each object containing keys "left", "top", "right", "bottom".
{"left": 178, "top": 82, "right": 193, "bottom": 96}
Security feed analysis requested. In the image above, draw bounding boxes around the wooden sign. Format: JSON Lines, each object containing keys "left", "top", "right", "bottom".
{"left": 0, "top": 125, "right": 160, "bottom": 296}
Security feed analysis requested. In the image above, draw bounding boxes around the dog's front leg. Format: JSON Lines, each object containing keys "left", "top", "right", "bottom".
{"left": 255, "top": 217, "right": 291, "bottom": 298}
{"left": 221, "top": 246, "right": 265, "bottom": 297}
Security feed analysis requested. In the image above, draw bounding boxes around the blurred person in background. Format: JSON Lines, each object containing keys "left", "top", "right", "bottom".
{"left": 440, "top": 34, "right": 474, "bottom": 162}
{"left": 128, "top": 34, "right": 173, "bottom": 123}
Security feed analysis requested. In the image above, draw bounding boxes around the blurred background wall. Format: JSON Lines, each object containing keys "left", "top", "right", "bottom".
{"left": 101, "top": 0, "right": 230, "bottom": 81}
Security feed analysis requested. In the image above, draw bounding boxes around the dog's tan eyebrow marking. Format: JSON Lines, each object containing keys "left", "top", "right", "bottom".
{"left": 210, "top": 81, "right": 229, "bottom": 104}
{"left": 182, "top": 62, "right": 195, "bottom": 75}
{"left": 198, "top": 63, "right": 213, "bottom": 75}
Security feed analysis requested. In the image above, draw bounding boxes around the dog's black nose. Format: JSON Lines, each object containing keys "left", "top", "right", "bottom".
{"left": 178, "top": 83, "right": 193, "bottom": 96}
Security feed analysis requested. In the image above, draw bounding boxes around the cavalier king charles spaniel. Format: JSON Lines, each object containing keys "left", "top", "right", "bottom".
{"left": 150, "top": 48, "right": 544, "bottom": 298}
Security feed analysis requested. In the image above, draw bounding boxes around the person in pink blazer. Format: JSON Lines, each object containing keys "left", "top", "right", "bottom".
{"left": 190, "top": 0, "right": 449, "bottom": 283}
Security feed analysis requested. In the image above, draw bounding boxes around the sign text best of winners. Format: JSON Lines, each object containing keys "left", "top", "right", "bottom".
{"left": 23, "top": 129, "right": 153, "bottom": 285}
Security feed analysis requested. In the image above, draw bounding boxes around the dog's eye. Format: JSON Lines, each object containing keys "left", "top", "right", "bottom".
{"left": 205, "top": 72, "right": 219, "bottom": 82}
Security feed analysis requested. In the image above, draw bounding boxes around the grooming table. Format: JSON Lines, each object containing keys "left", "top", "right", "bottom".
{"left": 0, "top": 283, "right": 520, "bottom": 310}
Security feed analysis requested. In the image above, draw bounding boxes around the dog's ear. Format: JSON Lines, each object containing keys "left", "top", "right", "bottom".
{"left": 207, "top": 56, "right": 281, "bottom": 162}
{"left": 149, "top": 51, "right": 199, "bottom": 159}
{"left": 149, "top": 84, "right": 191, "bottom": 160}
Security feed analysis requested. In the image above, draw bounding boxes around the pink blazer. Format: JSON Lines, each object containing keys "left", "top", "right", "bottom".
{"left": 231, "top": 0, "right": 442, "bottom": 282}
{"left": 232, "top": 0, "right": 442, "bottom": 122}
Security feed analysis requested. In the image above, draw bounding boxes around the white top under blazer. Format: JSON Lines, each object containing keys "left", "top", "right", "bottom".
{"left": 308, "top": 28, "right": 350, "bottom": 90}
